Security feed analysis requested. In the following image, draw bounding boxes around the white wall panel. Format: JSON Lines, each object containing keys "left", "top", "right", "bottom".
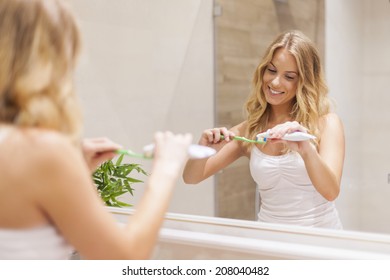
{"left": 67, "top": 0, "right": 215, "bottom": 216}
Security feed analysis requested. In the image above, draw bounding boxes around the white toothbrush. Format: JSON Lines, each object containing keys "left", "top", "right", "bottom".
{"left": 143, "top": 144, "right": 216, "bottom": 159}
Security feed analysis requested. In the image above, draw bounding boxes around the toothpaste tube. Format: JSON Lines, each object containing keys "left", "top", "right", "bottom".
{"left": 256, "top": 131, "right": 316, "bottom": 142}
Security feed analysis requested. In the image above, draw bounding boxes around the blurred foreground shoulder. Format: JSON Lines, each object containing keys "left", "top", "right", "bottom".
{"left": 24, "top": 129, "right": 88, "bottom": 180}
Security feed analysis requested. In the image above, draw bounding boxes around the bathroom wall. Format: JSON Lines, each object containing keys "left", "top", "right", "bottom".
{"left": 359, "top": 0, "right": 390, "bottom": 234}
{"left": 326, "top": 0, "right": 390, "bottom": 234}
{"left": 67, "top": 0, "right": 215, "bottom": 216}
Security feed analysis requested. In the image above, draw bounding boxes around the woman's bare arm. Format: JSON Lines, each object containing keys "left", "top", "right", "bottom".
{"left": 35, "top": 131, "right": 191, "bottom": 259}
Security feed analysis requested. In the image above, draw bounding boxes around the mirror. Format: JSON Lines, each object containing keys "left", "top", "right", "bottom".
{"left": 69, "top": 0, "right": 390, "bottom": 236}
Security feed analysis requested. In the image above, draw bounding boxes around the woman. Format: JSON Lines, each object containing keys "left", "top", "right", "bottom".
{"left": 183, "top": 30, "right": 345, "bottom": 229}
{"left": 0, "top": 0, "right": 192, "bottom": 259}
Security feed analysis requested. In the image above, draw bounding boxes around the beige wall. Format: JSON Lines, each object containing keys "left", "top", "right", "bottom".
{"left": 67, "top": 0, "right": 215, "bottom": 216}
{"left": 326, "top": 0, "right": 390, "bottom": 234}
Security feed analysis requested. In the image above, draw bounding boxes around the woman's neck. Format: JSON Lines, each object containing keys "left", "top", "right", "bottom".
{"left": 268, "top": 104, "right": 293, "bottom": 125}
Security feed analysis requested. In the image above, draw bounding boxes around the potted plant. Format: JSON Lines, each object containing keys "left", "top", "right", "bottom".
{"left": 92, "top": 154, "right": 147, "bottom": 207}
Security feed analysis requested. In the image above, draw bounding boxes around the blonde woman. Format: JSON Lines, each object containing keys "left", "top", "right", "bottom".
{"left": 183, "top": 30, "right": 344, "bottom": 229}
{"left": 0, "top": 0, "right": 192, "bottom": 259}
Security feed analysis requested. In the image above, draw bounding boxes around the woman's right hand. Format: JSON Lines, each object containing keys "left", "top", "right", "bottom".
{"left": 199, "top": 127, "right": 235, "bottom": 147}
{"left": 183, "top": 125, "right": 242, "bottom": 184}
{"left": 152, "top": 131, "right": 193, "bottom": 177}
{"left": 125, "top": 131, "right": 193, "bottom": 258}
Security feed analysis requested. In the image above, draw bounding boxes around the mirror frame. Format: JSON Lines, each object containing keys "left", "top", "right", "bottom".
{"left": 109, "top": 207, "right": 390, "bottom": 259}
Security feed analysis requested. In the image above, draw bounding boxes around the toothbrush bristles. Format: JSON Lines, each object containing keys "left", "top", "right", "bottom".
{"left": 256, "top": 136, "right": 267, "bottom": 143}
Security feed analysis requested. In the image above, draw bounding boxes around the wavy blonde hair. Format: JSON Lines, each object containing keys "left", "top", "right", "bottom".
{"left": 0, "top": 0, "right": 82, "bottom": 142}
{"left": 244, "top": 30, "right": 330, "bottom": 150}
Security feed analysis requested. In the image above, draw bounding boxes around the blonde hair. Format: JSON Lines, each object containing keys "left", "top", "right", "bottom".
{"left": 244, "top": 30, "right": 330, "bottom": 150}
{"left": 0, "top": 0, "right": 82, "bottom": 142}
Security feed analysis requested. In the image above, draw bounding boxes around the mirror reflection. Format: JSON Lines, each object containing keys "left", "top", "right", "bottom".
{"left": 213, "top": 0, "right": 327, "bottom": 222}
{"left": 70, "top": 0, "right": 390, "bottom": 235}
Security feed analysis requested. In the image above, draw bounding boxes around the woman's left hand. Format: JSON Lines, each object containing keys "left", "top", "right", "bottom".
{"left": 266, "top": 121, "right": 314, "bottom": 154}
{"left": 81, "top": 137, "right": 122, "bottom": 172}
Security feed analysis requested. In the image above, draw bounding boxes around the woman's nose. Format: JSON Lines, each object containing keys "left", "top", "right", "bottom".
{"left": 271, "top": 75, "right": 281, "bottom": 87}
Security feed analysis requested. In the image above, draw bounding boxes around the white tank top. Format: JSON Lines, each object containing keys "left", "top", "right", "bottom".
{"left": 0, "top": 225, "right": 73, "bottom": 259}
{"left": 250, "top": 146, "right": 342, "bottom": 229}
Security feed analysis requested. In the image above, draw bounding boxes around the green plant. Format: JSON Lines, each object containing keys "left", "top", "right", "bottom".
{"left": 92, "top": 154, "right": 147, "bottom": 207}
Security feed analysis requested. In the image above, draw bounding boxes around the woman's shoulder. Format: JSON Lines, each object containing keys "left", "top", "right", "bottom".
{"left": 319, "top": 113, "right": 343, "bottom": 129}
{"left": 21, "top": 128, "right": 76, "bottom": 155}
{"left": 321, "top": 112, "right": 342, "bottom": 120}
{"left": 0, "top": 127, "right": 85, "bottom": 191}
{"left": 3, "top": 127, "right": 81, "bottom": 169}
{"left": 320, "top": 112, "right": 342, "bottom": 125}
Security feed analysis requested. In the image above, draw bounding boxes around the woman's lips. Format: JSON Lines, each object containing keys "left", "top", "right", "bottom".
{"left": 269, "top": 87, "right": 284, "bottom": 95}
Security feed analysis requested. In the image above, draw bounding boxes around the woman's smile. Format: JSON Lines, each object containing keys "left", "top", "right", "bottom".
{"left": 269, "top": 87, "right": 284, "bottom": 95}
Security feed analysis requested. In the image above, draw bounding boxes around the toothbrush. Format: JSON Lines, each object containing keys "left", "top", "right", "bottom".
{"left": 116, "top": 144, "right": 217, "bottom": 160}
{"left": 220, "top": 135, "right": 266, "bottom": 144}
{"left": 256, "top": 131, "right": 316, "bottom": 142}
{"left": 143, "top": 144, "right": 217, "bottom": 159}
{"left": 116, "top": 149, "right": 152, "bottom": 159}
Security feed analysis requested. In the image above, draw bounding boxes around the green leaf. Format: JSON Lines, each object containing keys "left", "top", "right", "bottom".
{"left": 92, "top": 157, "right": 147, "bottom": 208}
{"left": 115, "top": 154, "right": 124, "bottom": 166}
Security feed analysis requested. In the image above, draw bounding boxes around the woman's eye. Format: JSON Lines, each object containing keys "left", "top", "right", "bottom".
{"left": 267, "top": 68, "right": 276, "bottom": 73}
{"left": 285, "top": 75, "right": 295, "bottom": 80}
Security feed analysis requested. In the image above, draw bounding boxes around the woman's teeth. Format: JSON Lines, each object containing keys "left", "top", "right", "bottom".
{"left": 270, "top": 88, "right": 283, "bottom": 95}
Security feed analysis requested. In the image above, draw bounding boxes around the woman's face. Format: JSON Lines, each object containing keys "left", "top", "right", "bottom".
{"left": 262, "top": 48, "right": 299, "bottom": 108}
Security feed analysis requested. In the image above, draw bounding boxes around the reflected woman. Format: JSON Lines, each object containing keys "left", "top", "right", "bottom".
{"left": 0, "top": 0, "right": 192, "bottom": 259}
{"left": 183, "top": 30, "right": 344, "bottom": 229}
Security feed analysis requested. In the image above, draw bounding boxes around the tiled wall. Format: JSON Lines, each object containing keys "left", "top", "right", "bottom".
{"left": 214, "top": 0, "right": 325, "bottom": 220}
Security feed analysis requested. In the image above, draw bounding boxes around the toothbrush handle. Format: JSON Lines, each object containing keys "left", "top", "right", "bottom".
{"left": 116, "top": 149, "right": 151, "bottom": 159}
{"left": 143, "top": 144, "right": 216, "bottom": 159}
{"left": 220, "top": 135, "right": 265, "bottom": 144}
